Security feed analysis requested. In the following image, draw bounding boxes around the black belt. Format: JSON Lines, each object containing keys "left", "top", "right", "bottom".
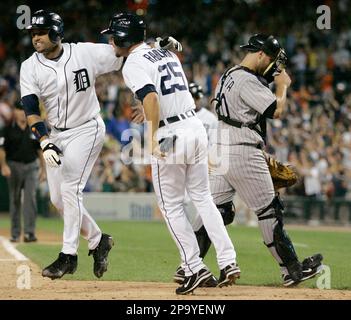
{"left": 54, "top": 126, "right": 70, "bottom": 132}
{"left": 159, "top": 110, "right": 196, "bottom": 128}
{"left": 236, "top": 143, "right": 263, "bottom": 149}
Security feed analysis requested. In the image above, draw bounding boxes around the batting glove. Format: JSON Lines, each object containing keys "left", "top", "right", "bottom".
{"left": 40, "top": 139, "right": 63, "bottom": 168}
{"left": 155, "top": 36, "right": 183, "bottom": 52}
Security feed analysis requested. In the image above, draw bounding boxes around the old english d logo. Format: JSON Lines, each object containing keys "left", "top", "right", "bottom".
{"left": 73, "top": 68, "right": 90, "bottom": 92}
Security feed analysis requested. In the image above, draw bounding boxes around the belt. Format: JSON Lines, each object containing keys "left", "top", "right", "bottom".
{"left": 237, "top": 143, "right": 263, "bottom": 149}
{"left": 159, "top": 110, "right": 196, "bottom": 128}
{"left": 54, "top": 126, "right": 70, "bottom": 132}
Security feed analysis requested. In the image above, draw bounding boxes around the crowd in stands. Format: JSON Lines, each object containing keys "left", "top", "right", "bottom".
{"left": 1, "top": 0, "right": 350, "bottom": 204}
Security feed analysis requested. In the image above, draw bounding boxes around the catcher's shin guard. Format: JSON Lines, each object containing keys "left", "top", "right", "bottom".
{"left": 195, "top": 202, "right": 235, "bottom": 259}
{"left": 257, "top": 194, "right": 302, "bottom": 282}
{"left": 217, "top": 201, "right": 235, "bottom": 225}
{"left": 195, "top": 226, "right": 212, "bottom": 259}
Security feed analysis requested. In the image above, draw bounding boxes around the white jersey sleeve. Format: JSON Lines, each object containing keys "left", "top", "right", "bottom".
{"left": 78, "top": 43, "right": 123, "bottom": 76}
{"left": 122, "top": 61, "right": 154, "bottom": 94}
{"left": 239, "top": 77, "right": 276, "bottom": 114}
{"left": 20, "top": 60, "right": 40, "bottom": 98}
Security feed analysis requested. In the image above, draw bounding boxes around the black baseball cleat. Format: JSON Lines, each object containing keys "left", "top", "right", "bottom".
{"left": 173, "top": 265, "right": 218, "bottom": 287}
{"left": 175, "top": 268, "right": 213, "bottom": 295}
{"left": 283, "top": 254, "right": 324, "bottom": 287}
{"left": 24, "top": 233, "right": 37, "bottom": 243}
{"left": 217, "top": 263, "right": 241, "bottom": 287}
{"left": 42, "top": 252, "right": 77, "bottom": 280}
{"left": 89, "top": 233, "right": 114, "bottom": 278}
{"left": 9, "top": 236, "right": 20, "bottom": 243}
{"left": 173, "top": 265, "right": 185, "bottom": 284}
{"left": 200, "top": 274, "right": 218, "bottom": 287}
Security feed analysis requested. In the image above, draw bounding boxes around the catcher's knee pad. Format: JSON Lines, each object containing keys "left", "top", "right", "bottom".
{"left": 257, "top": 195, "right": 301, "bottom": 279}
{"left": 217, "top": 201, "right": 235, "bottom": 225}
{"left": 195, "top": 226, "right": 212, "bottom": 259}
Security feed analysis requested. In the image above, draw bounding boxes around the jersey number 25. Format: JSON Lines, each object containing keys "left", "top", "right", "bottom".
{"left": 158, "top": 62, "right": 187, "bottom": 95}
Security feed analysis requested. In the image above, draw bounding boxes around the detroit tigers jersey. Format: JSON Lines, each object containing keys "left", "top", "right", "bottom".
{"left": 20, "top": 42, "right": 123, "bottom": 129}
{"left": 214, "top": 66, "right": 276, "bottom": 145}
{"left": 122, "top": 43, "right": 195, "bottom": 120}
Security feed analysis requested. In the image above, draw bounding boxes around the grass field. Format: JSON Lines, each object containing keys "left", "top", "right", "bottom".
{"left": 2, "top": 216, "right": 350, "bottom": 290}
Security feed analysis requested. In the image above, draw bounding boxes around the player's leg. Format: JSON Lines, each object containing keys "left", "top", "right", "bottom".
{"left": 228, "top": 145, "right": 323, "bottom": 286}
{"left": 184, "top": 128, "right": 239, "bottom": 286}
{"left": 59, "top": 118, "right": 106, "bottom": 255}
{"left": 7, "top": 161, "right": 23, "bottom": 241}
{"left": 151, "top": 157, "right": 206, "bottom": 276}
{"left": 42, "top": 118, "right": 113, "bottom": 279}
{"left": 46, "top": 164, "right": 101, "bottom": 249}
{"left": 22, "top": 161, "right": 39, "bottom": 241}
{"left": 152, "top": 156, "right": 215, "bottom": 295}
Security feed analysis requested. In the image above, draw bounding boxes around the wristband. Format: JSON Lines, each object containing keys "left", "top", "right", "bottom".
{"left": 31, "top": 122, "right": 48, "bottom": 141}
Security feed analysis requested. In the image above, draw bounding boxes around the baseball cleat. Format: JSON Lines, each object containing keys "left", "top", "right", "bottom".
{"left": 175, "top": 268, "right": 213, "bottom": 295}
{"left": 42, "top": 252, "right": 77, "bottom": 280}
{"left": 173, "top": 266, "right": 219, "bottom": 287}
{"left": 173, "top": 265, "right": 185, "bottom": 284}
{"left": 217, "top": 263, "right": 241, "bottom": 287}
{"left": 89, "top": 233, "right": 114, "bottom": 278}
{"left": 200, "top": 274, "right": 219, "bottom": 287}
{"left": 283, "top": 254, "right": 324, "bottom": 287}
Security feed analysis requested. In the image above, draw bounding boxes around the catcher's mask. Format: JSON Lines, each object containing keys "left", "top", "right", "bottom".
{"left": 240, "top": 34, "right": 288, "bottom": 83}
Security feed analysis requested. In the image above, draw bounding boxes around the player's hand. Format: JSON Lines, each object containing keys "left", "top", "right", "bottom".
{"left": 1, "top": 163, "right": 11, "bottom": 177}
{"left": 131, "top": 104, "right": 145, "bottom": 124}
{"left": 155, "top": 36, "right": 183, "bottom": 52}
{"left": 40, "top": 139, "right": 63, "bottom": 168}
{"left": 274, "top": 69, "right": 291, "bottom": 87}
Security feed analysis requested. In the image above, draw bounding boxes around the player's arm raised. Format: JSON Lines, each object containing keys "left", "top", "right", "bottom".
{"left": 272, "top": 69, "right": 291, "bottom": 119}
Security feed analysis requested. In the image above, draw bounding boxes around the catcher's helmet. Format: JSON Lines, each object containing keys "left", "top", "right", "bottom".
{"left": 189, "top": 82, "right": 204, "bottom": 100}
{"left": 101, "top": 12, "right": 145, "bottom": 48}
{"left": 240, "top": 34, "right": 288, "bottom": 82}
{"left": 26, "top": 10, "right": 64, "bottom": 43}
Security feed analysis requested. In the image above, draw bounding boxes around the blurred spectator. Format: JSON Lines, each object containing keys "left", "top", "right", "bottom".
{"left": 0, "top": 103, "right": 45, "bottom": 242}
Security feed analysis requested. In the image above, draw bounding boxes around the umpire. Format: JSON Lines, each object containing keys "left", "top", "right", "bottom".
{"left": 210, "top": 34, "right": 323, "bottom": 286}
{"left": 0, "top": 102, "right": 45, "bottom": 242}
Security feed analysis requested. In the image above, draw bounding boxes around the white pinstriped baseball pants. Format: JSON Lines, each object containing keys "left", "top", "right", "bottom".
{"left": 46, "top": 117, "right": 105, "bottom": 255}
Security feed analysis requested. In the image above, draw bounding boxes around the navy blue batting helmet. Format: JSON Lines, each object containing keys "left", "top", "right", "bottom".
{"left": 26, "top": 10, "right": 64, "bottom": 43}
{"left": 101, "top": 12, "right": 146, "bottom": 48}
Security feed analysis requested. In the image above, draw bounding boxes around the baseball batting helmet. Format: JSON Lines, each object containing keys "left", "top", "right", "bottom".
{"left": 101, "top": 12, "right": 146, "bottom": 48}
{"left": 240, "top": 34, "right": 287, "bottom": 83}
{"left": 26, "top": 10, "right": 64, "bottom": 43}
{"left": 189, "top": 82, "right": 204, "bottom": 100}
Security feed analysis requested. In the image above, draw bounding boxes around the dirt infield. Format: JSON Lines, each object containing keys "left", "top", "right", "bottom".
{"left": 0, "top": 232, "right": 350, "bottom": 300}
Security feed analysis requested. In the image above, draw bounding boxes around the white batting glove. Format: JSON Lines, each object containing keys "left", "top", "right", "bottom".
{"left": 155, "top": 36, "right": 183, "bottom": 52}
{"left": 40, "top": 139, "right": 63, "bottom": 168}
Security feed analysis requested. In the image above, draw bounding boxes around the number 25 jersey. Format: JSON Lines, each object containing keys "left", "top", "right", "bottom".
{"left": 122, "top": 43, "right": 195, "bottom": 120}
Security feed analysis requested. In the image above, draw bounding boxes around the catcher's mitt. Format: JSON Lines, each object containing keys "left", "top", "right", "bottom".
{"left": 264, "top": 152, "right": 298, "bottom": 190}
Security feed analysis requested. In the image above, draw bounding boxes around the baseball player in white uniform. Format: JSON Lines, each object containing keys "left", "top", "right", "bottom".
{"left": 20, "top": 9, "right": 181, "bottom": 280}
{"left": 211, "top": 34, "right": 323, "bottom": 287}
{"left": 101, "top": 12, "right": 240, "bottom": 295}
{"left": 174, "top": 82, "right": 226, "bottom": 287}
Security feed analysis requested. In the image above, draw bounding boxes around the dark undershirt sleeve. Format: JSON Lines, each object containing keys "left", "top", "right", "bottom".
{"left": 263, "top": 100, "right": 277, "bottom": 119}
{"left": 136, "top": 84, "right": 157, "bottom": 102}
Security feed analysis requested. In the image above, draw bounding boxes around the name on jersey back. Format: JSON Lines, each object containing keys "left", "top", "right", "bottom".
{"left": 143, "top": 49, "right": 173, "bottom": 63}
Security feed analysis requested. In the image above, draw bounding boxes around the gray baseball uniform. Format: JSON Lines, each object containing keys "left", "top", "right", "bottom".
{"left": 210, "top": 65, "right": 290, "bottom": 276}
